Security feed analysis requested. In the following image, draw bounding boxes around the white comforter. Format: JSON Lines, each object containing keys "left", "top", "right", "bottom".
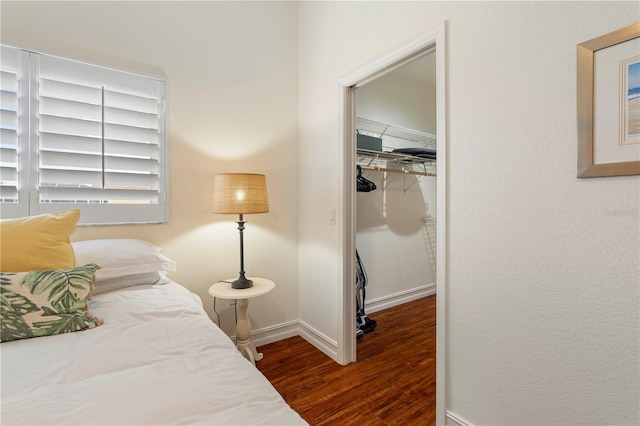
{"left": 1, "top": 282, "right": 306, "bottom": 425}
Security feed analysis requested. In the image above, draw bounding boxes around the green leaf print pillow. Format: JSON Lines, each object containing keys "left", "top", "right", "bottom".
{"left": 1, "top": 264, "right": 103, "bottom": 342}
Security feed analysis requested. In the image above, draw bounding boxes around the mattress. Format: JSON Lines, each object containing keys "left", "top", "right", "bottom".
{"left": 1, "top": 281, "right": 306, "bottom": 425}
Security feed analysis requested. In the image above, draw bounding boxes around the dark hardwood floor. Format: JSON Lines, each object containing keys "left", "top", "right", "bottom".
{"left": 257, "top": 295, "right": 436, "bottom": 425}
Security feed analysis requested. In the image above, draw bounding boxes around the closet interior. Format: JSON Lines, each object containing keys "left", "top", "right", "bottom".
{"left": 354, "top": 52, "right": 437, "bottom": 341}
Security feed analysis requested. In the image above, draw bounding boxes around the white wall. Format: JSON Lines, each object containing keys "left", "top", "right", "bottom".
{"left": 1, "top": 1, "right": 300, "bottom": 338}
{"left": 356, "top": 168, "right": 436, "bottom": 304}
{"left": 357, "top": 63, "right": 437, "bottom": 135}
{"left": 298, "top": 1, "right": 639, "bottom": 425}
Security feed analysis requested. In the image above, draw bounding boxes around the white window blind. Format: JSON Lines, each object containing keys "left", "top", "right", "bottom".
{"left": 0, "top": 46, "right": 29, "bottom": 218}
{"left": 0, "top": 45, "right": 168, "bottom": 225}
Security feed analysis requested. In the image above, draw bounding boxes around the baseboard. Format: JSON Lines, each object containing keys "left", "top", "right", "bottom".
{"left": 365, "top": 282, "right": 436, "bottom": 314}
{"left": 249, "top": 320, "right": 299, "bottom": 348}
{"left": 298, "top": 320, "right": 339, "bottom": 361}
{"left": 445, "top": 411, "right": 472, "bottom": 426}
{"left": 248, "top": 319, "right": 339, "bottom": 362}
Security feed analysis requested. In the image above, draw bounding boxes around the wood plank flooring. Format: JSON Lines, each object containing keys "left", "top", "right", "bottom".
{"left": 257, "top": 295, "right": 436, "bottom": 425}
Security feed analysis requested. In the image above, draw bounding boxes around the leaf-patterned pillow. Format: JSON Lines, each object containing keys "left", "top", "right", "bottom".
{"left": 1, "top": 264, "right": 103, "bottom": 342}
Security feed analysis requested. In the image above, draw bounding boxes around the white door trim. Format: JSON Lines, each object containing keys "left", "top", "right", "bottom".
{"left": 337, "top": 21, "right": 448, "bottom": 425}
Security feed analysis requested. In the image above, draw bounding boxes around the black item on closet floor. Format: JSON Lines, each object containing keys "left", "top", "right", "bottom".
{"left": 356, "top": 165, "right": 377, "bottom": 192}
{"left": 392, "top": 147, "right": 436, "bottom": 160}
{"left": 356, "top": 249, "right": 376, "bottom": 340}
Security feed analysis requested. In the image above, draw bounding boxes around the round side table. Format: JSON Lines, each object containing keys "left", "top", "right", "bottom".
{"left": 208, "top": 277, "right": 275, "bottom": 365}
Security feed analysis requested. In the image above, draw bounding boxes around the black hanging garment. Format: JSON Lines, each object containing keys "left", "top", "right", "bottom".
{"left": 355, "top": 249, "right": 376, "bottom": 339}
{"left": 356, "top": 165, "right": 377, "bottom": 192}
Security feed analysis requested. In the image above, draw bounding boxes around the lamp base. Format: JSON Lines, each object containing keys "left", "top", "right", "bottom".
{"left": 232, "top": 273, "right": 253, "bottom": 289}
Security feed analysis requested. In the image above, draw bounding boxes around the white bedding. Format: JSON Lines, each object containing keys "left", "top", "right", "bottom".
{"left": 1, "top": 282, "right": 306, "bottom": 425}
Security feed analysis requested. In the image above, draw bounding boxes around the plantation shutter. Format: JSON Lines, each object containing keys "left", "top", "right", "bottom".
{"left": 31, "top": 53, "right": 168, "bottom": 224}
{"left": 0, "top": 45, "right": 29, "bottom": 218}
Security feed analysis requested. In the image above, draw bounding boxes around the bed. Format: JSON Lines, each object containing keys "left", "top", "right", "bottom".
{"left": 0, "top": 211, "right": 306, "bottom": 425}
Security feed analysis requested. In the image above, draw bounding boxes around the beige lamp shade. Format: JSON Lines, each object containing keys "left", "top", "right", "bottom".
{"left": 212, "top": 173, "right": 269, "bottom": 214}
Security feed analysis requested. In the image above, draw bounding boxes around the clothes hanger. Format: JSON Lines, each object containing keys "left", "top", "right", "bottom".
{"left": 356, "top": 165, "right": 377, "bottom": 192}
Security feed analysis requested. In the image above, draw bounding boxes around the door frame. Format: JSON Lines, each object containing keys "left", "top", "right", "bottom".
{"left": 337, "top": 22, "right": 447, "bottom": 425}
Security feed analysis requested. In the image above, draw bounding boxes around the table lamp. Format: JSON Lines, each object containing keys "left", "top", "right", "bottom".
{"left": 212, "top": 173, "right": 269, "bottom": 289}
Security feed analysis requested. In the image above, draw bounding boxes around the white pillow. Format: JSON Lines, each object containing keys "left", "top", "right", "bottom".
{"left": 72, "top": 239, "right": 177, "bottom": 281}
{"left": 90, "top": 271, "right": 171, "bottom": 295}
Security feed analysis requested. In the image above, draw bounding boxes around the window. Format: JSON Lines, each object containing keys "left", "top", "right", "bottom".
{"left": 0, "top": 45, "right": 168, "bottom": 225}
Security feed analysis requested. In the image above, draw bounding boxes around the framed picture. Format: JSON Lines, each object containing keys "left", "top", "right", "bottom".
{"left": 577, "top": 23, "right": 640, "bottom": 177}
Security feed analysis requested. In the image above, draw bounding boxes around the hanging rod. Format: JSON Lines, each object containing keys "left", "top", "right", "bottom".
{"left": 360, "top": 165, "right": 436, "bottom": 177}
{"left": 357, "top": 148, "right": 435, "bottom": 164}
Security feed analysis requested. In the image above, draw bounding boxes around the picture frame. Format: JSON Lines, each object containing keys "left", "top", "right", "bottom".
{"left": 577, "top": 23, "right": 640, "bottom": 178}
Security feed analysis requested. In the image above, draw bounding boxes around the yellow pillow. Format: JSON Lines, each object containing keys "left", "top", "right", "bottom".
{"left": 0, "top": 210, "right": 80, "bottom": 272}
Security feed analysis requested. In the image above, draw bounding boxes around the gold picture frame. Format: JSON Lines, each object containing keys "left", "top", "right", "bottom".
{"left": 577, "top": 23, "right": 640, "bottom": 178}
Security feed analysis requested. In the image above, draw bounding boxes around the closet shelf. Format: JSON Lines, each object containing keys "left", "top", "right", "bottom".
{"left": 356, "top": 117, "right": 436, "bottom": 148}
{"left": 357, "top": 149, "right": 436, "bottom": 177}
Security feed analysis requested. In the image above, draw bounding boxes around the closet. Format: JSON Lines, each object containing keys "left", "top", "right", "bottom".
{"left": 354, "top": 52, "right": 437, "bottom": 335}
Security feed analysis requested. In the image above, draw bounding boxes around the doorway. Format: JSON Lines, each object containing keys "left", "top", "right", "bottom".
{"left": 338, "top": 23, "right": 447, "bottom": 425}
{"left": 354, "top": 52, "right": 437, "bottom": 329}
